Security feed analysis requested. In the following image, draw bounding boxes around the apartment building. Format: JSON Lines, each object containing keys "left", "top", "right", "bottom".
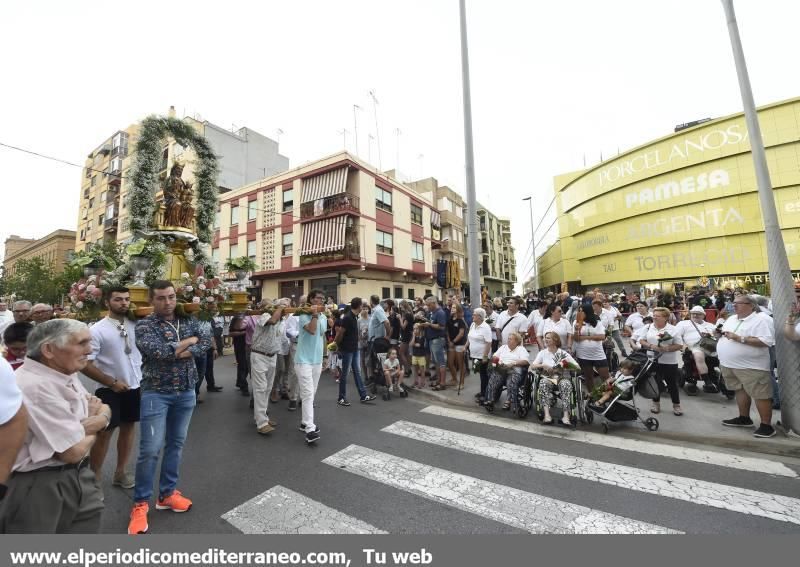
{"left": 3, "top": 229, "right": 76, "bottom": 276}
{"left": 475, "top": 203, "right": 516, "bottom": 297}
{"left": 74, "top": 108, "right": 289, "bottom": 251}
{"left": 213, "top": 151, "right": 441, "bottom": 303}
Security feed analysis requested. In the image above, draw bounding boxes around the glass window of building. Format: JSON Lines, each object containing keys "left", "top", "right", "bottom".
{"left": 282, "top": 233, "right": 293, "bottom": 256}
{"left": 410, "top": 203, "right": 423, "bottom": 225}
{"left": 411, "top": 242, "right": 424, "bottom": 261}
{"left": 229, "top": 243, "right": 239, "bottom": 260}
{"left": 282, "top": 189, "right": 294, "bottom": 212}
{"left": 248, "top": 200, "right": 258, "bottom": 221}
{"left": 212, "top": 247, "right": 220, "bottom": 263}
{"left": 230, "top": 205, "right": 239, "bottom": 226}
{"left": 100, "top": 191, "right": 106, "bottom": 203}
{"left": 247, "top": 240, "right": 257, "bottom": 262}
{"left": 214, "top": 210, "right": 220, "bottom": 229}
{"left": 376, "top": 188, "right": 393, "bottom": 213}
{"left": 106, "top": 204, "right": 114, "bottom": 219}
{"left": 376, "top": 230, "right": 393, "bottom": 254}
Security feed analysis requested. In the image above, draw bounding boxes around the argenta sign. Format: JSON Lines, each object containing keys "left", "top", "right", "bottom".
{"left": 598, "top": 125, "right": 748, "bottom": 187}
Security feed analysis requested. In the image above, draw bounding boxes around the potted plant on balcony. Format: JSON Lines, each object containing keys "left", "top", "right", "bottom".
{"left": 225, "top": 256, "right": 258, "bottom": 290}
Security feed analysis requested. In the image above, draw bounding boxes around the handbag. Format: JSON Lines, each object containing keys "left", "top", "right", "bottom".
{"left": 690, "top": 319, "right": 718, "bottom": 356}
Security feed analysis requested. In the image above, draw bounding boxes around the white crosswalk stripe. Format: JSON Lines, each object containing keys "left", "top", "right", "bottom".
{"left": 420, "top": 405, "right": 798, "bottom": 478}
{"left": 221, "top": 485, "right": 387, "bottom": 534}
{"left": 323, "top": 444, "right": 679, "bottom": 534}
{"left": 383, "top": 420, "right": 800, "bottom": 525}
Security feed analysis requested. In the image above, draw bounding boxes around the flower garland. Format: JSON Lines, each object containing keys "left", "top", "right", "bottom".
{"left": 126, "top": 115, "right": 219, "bottom": 276}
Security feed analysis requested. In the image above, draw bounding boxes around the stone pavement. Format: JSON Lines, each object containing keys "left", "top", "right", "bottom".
{"left": 405, "top": 370, "right": 800, "bottom": 459}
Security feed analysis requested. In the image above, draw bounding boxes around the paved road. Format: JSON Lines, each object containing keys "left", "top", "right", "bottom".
{"left": 94, "top": 354, "right": 800, "bottom": 535}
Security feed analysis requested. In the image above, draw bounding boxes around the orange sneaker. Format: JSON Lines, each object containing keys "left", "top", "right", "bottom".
{"left": 156, "top": 490, "right": 192, "bottom": 512}
{"left": 127, "top": 502, "right": 149, "bottom": 535}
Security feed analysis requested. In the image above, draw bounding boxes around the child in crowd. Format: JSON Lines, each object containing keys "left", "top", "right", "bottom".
{"left": 383, "top": 347, "right": 403, "bottom": 391}
{"left": 411, "top": 323, "right": 428, "bottom": 389}
{"left": 589, "top": 358, "right": 636, "bottom": 410}
{"left": 2, "top": 322, "right": 32, "bottom": 370}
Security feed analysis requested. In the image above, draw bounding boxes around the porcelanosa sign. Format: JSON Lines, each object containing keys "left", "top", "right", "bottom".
{"left": 598, "top": 124, "right": 748, "bottom": 188}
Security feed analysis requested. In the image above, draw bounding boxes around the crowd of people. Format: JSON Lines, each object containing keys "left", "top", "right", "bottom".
{"left": 0, "top": 282, "right": 796, "bottom": 535}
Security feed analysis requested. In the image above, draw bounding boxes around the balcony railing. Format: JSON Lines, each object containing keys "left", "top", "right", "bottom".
{"left": 300, "top": 243, "right": 361, "bottom": 266}
{"left": 104, "top": 217, "right": 118, "bottom": 232}
{"left": 110, "top": 145, "right": 128, "bottom": 158}
{"left": 300, "top": 193, "right": 359, "bottom": 220}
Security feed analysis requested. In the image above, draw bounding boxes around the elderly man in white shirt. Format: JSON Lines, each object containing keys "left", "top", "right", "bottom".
{"left": 674, "top": 306, "right": 718, "bottom": 395}
{"left": 717, "top": 294, "right": 776, "bottom": 438}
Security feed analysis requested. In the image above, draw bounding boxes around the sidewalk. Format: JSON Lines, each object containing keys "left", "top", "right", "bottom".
{"left": 406, "top": 372, "right": 800, "bottom": 459}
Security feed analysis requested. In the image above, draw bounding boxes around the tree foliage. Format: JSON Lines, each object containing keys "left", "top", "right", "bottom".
{"left": 5, "top": 257, "right": 63, "bottom": 305}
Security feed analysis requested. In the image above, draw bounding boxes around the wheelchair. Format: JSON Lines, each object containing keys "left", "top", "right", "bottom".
{"left": 531, "top": 369, "right": 587, "bottom": 425}
{"left": 484, "top": 365, "right": 531, "bottom": 419}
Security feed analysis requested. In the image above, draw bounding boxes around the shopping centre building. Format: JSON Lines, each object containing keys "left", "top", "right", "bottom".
{"left": 537, "top": 96, "right": 800, "bottom": 297}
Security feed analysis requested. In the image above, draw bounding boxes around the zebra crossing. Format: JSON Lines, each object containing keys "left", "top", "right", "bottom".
{"left": 221, "top": 405, "right": 800, "bottom": 534}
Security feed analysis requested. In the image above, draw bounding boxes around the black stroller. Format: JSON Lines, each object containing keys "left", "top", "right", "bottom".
{"left": 585, "top": 349, "right": 660, "bottom": 434}
{"left": 368, "top": 337, "right": 407, "bottom": 400}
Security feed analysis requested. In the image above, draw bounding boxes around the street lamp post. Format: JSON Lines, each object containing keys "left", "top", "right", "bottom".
{"left": 721, "top": 0, "right": 800, "bottom": 434}
{"left": 523, "top": 196, "right": 536, "bottom": 294}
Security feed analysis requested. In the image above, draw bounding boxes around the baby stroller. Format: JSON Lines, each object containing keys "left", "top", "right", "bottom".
{"left": 603, "top": 336, "right": 620, "bottom": 373}
{"left": 368, "top": 337, "right": 407, "bottom": 401}
{"left": 585, "top": 349, "right": 660, "bottom": 434}
{"left": 532, "top": 369, "right": 588, "bottom": 425}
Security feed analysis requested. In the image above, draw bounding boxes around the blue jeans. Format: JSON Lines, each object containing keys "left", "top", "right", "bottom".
{"left": 429, "top": 337, "right": 447, "bottom": 368}
{"left": 134, "top": 389, "right": 196, "bottom": 503}
{"left": 339, "top": 349, "right": 368, "bottom": 400}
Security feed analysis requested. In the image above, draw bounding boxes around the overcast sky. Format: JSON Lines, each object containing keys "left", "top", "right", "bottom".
{"left": 2, "top": 0, "right": 799, "bottom": 292}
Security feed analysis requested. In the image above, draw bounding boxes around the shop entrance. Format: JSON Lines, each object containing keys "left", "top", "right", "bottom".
{"left": 280, "top": 280, "right": 304, "bottom": 306}
{"left": 310, "top": 277, "right": 339, "bottom": 304}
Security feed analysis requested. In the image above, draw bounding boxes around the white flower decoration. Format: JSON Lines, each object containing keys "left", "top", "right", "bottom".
{"left": 192, "top": 296, "right": 202, "bottom": 304}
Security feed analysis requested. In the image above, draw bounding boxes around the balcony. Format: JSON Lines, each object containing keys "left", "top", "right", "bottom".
{"left": 440, "top": 209, "right": 462, "bottom": 228}
{"left": 106, "top": 186, "right": 119, "bottom": 201}
{"left": 107, "top": 172, "right": 122, "bottom": 186}
{"left": 110, "top": 145, "right": 128, "bottom": 158}
{"left": 300, "top": 243, "right": 361, "bottom": 266}
{"left": 104, "top": 217, "right": 118, "bottom": 232}
{"left": 300, "top": 193, "right": 359, "bottom": 220}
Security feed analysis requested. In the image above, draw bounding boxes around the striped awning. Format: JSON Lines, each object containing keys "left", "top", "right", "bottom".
{"left": 431, "top": 210, "right": 441, "bottom": 228}
{"left": 301, "top": 166, "right": 349, "bottom": 204}
{"left": 300, "top": 216, "right": 348, "bottom": 255}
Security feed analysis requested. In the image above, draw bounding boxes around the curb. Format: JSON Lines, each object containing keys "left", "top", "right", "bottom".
{"left": 406, "top": 389, "right": 800, "bottom": 459}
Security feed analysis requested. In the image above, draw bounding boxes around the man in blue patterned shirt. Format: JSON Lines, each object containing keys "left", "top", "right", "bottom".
{"left": 127, "top": 280, "right": 212, "bottom": 535}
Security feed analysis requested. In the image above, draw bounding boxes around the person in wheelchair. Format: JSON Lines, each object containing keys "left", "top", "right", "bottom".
{"left": 674, "top": 306, "right": 718, "bottom": 394}
{"left": 531, "top": 331, "right": 578, "bottom": 425}
{"left": 484, "top": 332, "right": 530, "bottom": 413}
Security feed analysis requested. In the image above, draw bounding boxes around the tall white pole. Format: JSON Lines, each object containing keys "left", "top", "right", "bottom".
{"left": 369, "top": 90, "right": 382, "bottom": 169}
{"left": 523, "top": 196, "right": 536, "bottom": 294}
{"left": 722, "top": 0, "right": 800, "bottom": 434}
{"left": 459, "top": 0, "right": 481, "bottom": 305}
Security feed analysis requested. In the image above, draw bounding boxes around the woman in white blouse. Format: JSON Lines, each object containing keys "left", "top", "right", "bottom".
{"left": 634, "top": 307, "right": 684, "bottom": 415}
{"left": 531, "top": 332, "right": 578, "bottom": 425}
{"left": 573, "top": 304, "right": 611, "bottom": 391}
{"left": 467, "top": 308, "right": 493, "bottom": 404}
{"left": 537, "top": 305, "right": 573, "bottom": 351}
{"left": 484, "top": 332, "right": 530, "bottom": 413}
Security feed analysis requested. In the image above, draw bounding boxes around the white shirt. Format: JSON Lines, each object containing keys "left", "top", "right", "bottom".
{"left": 573, "top": 320, "right": 607, "bottom": 361}
{"left": 717, "top": 312, "right": 775, "bottom": 371}
{"left": 605, "top": 306, "right": 622, "bottom": 331}
{"left": 537, "top": 317, "right": 573, "bottom": 347}
{"left": 0, "top": 357, "right": 22, "bottom": 425}
{"left": 625, "top": 312, "right": 648, "bottom": 333}
{"left": 526, "top": 310, "right": 545, "bottom": 334}
{"left": 532, "top": 348, "right": 578, "bottom": 369}
{"left": 598, "top": 308, "right": 616, "bottom": 332}
{"left": 285, "top": 314, "right": 300, "bottom": 342}
{"left": 494, "top": 344, "right": 530, "bottom": 366}
{"left": 0, "top": 319, "right": 14, "bottom": 345}
{"left": 494, "top": 310, "right": 529, "bottom": 346}
{"left": 467, "top": 322, "right": 493, "bottom": 359}
{"left": 636, "top": 323, "right": 683, "bottom": 365}
{"left": 674, "top": 319, "right": 716, "bottom": 347}
{"left": 0, "top": 310, "right": 13, "bottom": 324}
{"left": 88, "top": 316, "right": 142, "bottom": 389}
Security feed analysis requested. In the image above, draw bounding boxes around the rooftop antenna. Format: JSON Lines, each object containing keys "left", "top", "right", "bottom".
{"left": 417, "top": 153, "right": 424, "bottom": 179}
{"left": 338, "top": 128, "right": 350, "bottom": 150}
{"left": 275, "top": 128, "right": 284, "bottom": 145}
{"left": 394, "top": 128, "right": 402, "bottom": 173}
{"left": 368, "top": 90, "right": 382, "bottom": 169}
{"left": 353, "top": 105, "right": 362, "bottom": 156}
{"left": 368, "top": 133, "right": 375, "bottom": 163}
